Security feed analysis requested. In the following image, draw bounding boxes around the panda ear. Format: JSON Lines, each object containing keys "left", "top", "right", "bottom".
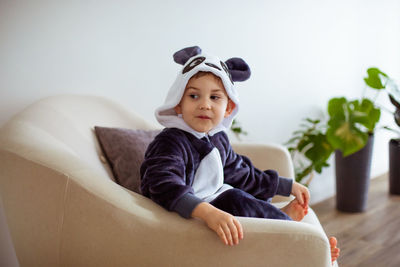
{"left": 225, "top": 58, "right": 251, "bottom": 82}
{"left": 173, "top": 46, "right": 202, "bottom": 65}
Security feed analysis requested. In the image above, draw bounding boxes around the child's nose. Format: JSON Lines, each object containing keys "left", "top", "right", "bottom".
{"left": 199, "top": 99, "right": 211, "bottom": 110}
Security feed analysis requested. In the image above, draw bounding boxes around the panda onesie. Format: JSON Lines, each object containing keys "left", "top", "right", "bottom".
{"left": 140, "top": 46, "right": 293, "bottom": 220}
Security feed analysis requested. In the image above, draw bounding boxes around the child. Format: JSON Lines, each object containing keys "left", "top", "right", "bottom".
{"left": 140, "top": 46, "right": 339, "bottom": 263}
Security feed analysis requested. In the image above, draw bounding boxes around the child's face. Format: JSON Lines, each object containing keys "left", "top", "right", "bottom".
{"left": 174, "top": 73, "right": 236, "bottom": 133}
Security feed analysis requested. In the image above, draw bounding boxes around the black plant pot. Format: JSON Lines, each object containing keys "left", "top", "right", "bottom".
{"left": 389, "top": 138, "right": 400, "bottom": 195}
{"left": 335, "top": 135, "right": 374, "bottom": 212}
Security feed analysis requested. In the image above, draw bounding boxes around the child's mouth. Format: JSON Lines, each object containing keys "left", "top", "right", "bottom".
{"left": 197, "top": 115, "right": 211, "bottom": 120}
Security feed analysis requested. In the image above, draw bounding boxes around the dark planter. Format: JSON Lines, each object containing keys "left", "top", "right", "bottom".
{"left": 335, "top": 135, "right": 374, "bottom": 212}
{"left": 389, "top": 138, "right": 400, "bottom": 195}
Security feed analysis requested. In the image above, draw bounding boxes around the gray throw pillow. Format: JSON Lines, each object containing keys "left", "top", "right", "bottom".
{"left": 94, "top": 126, "right": 161, "bottom": 194}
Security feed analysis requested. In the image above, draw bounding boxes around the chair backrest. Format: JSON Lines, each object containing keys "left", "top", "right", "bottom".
{"left": 0, "top": 94, "right": 158, "bottom": 181}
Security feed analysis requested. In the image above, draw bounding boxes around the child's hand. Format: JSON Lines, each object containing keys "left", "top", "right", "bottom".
{"left": 192, "top": 202, "right": 243, "bottom": 246}
{"left": 291, "top": 182, "right": 310, "bottom": 208}
{"left": 205, "top": 208, "right": 243, "bottom": 246}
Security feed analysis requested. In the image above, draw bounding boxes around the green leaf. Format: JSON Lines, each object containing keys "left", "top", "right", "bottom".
{"left": 305, "top": 118, "right": 320, "bottom": 124}
{"left": 327, "top": 120, "right": 369, "bottom": 156}
{"left": 364, "top": 67, "right": 388, "bottom": 90}
{"left": 384, "top": 125, "right": 400, "bottom": 135}
{"left": 328, "top": 97, "right": 347, "bottom": 117}
{"left": 303, "top": 133, "right": 333, "bottom": 171}
{"left": 314, "top": 162, "right": 330, "bottom": 173}
{"left": 326, "top": 97, "right": 380, "bottom": 156}
{"left": 286, "top": 117, "right": 333, "bottom": 184}
{"left": 285, "top": 138, "right": 297, "bottom": 145}
{"left": 352, "top": 99, "right": 381, "bottom": 131}
{"left": 230, "top": 119, "right": 248, "bottom": 137}
{"left": 231, "top": 127, "right": 241, "bottom": 133}
{"left": 297, "top": 138, "right": 311, "bottom": 152}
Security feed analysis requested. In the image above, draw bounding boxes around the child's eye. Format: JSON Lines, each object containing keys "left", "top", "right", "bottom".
{"left": 211, "top": 95, "right": 221, "bottom": 100}
{"left": 189, "top": 94, "right": 198, "bottom": 99}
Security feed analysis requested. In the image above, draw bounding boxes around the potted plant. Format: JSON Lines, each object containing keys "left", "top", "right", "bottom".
{"left": 286, "top": 68, "right": 382, "bottom": 212}
{"left": 363, "top": 67, "right": 400, "bottom": 195}
{"left": 286, "top": 118, "right": 333, "bottom": 185}
{"left": 388, "top": 92, "right": 400, "bottom": 195}
{"left": 231, "top": 119, "right": 248, "bottom": 141}
{"left": 327, "top": 96, "right": 380, "bottom": 212}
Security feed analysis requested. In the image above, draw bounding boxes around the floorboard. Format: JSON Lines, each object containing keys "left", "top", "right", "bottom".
{"left": 312, "top": 174, "right": 400, "bottom": 267}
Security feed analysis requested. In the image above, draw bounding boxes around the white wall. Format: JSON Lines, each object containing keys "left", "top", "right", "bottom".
{"left": 1, "top": 0, "right": 399, "bottom": 204}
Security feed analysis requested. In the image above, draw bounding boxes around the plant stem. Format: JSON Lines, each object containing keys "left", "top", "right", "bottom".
{"left": 362, "top": 85, "right": 367, "bottom": 99}
{"left": 305, "top": 171, "right": 315, "bottom": 187}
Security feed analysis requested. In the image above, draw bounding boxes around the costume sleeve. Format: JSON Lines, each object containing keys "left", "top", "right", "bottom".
{"left": 140, "top": 130, "right": 203, "bottom": 218}
{"left": 217, "top": 134, "right": 293, "bottom": 200}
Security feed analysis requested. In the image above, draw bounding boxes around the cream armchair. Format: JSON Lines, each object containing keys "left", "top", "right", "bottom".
{"left": 0, "top": 95, "right": 336, "bottom": 267}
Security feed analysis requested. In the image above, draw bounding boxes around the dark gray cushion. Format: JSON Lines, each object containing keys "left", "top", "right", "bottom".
{"left": 94, "top": 126, "right": 160, "bottom": 193}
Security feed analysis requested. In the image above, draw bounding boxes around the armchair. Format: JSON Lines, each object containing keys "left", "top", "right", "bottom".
{"left": 0, "top": 95, "right": 335, "bottom": 266}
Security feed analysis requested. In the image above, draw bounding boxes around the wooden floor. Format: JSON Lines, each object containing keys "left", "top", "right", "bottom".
{"left": 312, "top": 174, "right": 400, "bottom": 267}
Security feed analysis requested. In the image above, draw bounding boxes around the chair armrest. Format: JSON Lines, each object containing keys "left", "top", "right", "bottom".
{"left": 232, "top": 142, "right": 295, "bottom": 203}
{"left": 231, "top": 142, "right": 294, "bottom": 179}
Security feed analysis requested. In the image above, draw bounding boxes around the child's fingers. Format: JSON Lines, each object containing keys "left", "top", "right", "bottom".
{"left": 301, "top": 193, "right": 307, "bottom": 208}
{"left": 222, "top": 224, "right": 233, "bottom": 245}
{"left": 233, "top": 218, "right": 244, "bottom": 240}
{"left": 217, "top": 226, "right": 228, "bottom": 245}
{"left": 304, "top": 189, "right": 310, "bottom": 203}
{"left": 227, "top": 220, "right": 239, "bottom": 245}
{"left": 305, "top": 193, "right": 310, "bottom": 208}
{"left": 296, "top": 192, "right": 304, "bottom": 205}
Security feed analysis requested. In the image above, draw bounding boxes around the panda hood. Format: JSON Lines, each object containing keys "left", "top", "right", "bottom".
{"left": 155, "top": 46, "right": 251, "bottom": 138}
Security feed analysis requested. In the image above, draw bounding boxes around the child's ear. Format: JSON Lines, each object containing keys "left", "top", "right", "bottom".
{"left": 224, "top": 100, "right": 236, "bottom": 117}
{"left": 174, "top": 105, "right": 182, "bottom": 114}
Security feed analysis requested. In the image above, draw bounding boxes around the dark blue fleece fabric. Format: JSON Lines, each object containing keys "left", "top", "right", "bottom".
{"left": 140, "top": 128, "right": 293, "bottom": 219}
